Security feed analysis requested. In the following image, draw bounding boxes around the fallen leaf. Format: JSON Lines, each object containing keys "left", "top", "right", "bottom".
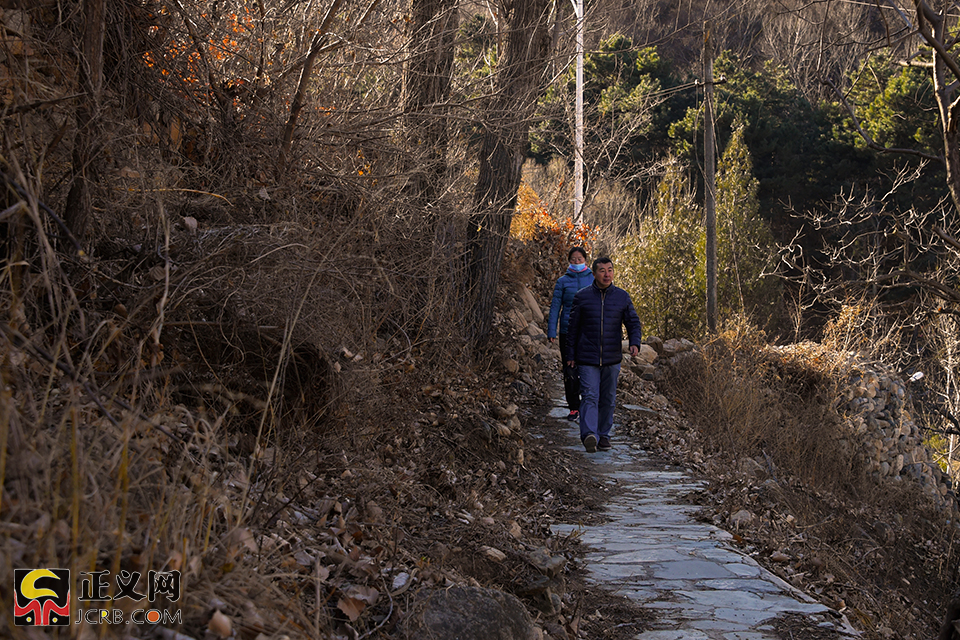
{"left": 337, "top": 597, "right": 365, "bottom": 621}
{"left": 208, "top": 610, "right": 232, "bottom": 638}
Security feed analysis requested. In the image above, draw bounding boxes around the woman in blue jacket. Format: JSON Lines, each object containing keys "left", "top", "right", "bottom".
{"left": 548, "top": 246, "right": 594, "bottom": 421}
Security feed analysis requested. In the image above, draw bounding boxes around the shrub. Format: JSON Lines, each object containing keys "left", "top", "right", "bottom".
{"left": 510, "top": 181, "right": 599, "bottom": 258}
{"left": 617, "top": 157, "right": 704, "bottom": 338}
{"left": 618, "top": 133, "right": 780, "bottom": 339}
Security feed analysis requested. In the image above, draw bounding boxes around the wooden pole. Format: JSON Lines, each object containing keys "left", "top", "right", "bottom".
{"left": 704, "top": 22, "right": 717, "bottom": 334}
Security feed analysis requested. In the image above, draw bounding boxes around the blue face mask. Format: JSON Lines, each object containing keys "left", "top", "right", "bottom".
{"left": 570, "top": 262, "right": 588, "bottom": 272}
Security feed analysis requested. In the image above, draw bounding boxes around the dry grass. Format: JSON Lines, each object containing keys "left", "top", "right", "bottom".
{"left": 653, "top": 318, "right": 959, "bottom": 639}
{"left": 659, "top": 319, "right": 865, "bottom": 497}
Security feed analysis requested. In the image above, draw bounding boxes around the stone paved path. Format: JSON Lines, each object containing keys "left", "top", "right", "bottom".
{"left": 544, "top": 397, "right": 861, "bottom": 640}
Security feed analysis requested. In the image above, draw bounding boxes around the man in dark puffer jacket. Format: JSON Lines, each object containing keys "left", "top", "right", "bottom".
{"left": 565, "top": 257, "right": 642, "bottom": 453}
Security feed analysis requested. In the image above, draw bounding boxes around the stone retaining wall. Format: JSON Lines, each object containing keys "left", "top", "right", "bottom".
{"left": 837, "top": 360, "right": 958, "bottom": 516}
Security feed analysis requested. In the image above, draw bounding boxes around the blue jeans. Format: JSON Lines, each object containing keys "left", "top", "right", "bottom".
{"left": 577, "top": 363, "right": 620, "bottom": 442}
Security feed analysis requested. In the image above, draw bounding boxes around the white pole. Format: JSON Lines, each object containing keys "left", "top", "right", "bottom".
{"left": 574, "top": 0, "right": 584, "bottom": 225}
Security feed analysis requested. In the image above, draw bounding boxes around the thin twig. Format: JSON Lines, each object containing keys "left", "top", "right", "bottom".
{"left": 0, "top": 324, "right": 183, "bottom": 443}
{"left": 1, "top": 170, "right": 84, "bottom": 254}
{"left": 358, "top": 575, "right": 393, "bottom": 639}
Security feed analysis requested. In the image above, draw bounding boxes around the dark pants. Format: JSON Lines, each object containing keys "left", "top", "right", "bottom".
{"left": 558, "top": 334, "right": 581, "bottom": 411}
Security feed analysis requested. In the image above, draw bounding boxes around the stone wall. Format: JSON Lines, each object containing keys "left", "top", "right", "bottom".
{"left": 837, "top": 360, "right": 958, "bottom": 516}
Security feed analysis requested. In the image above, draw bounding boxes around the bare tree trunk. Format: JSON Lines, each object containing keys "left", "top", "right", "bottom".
{"left": 281, "top": 0, "right": 344, "bottom": 165}
{"left": 64, "top": 0, "right": 105, "bottom": 250}
{"left": 402, "top": 0, "right": 457, "bottom": 206}
{"left": 465, "top": 0, "right": 553, "bottom": 346}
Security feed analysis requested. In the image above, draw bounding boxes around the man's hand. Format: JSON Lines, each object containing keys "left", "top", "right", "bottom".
{"left": 549, "top": 337, "right": 556, "bottom": 344}
{"left": 629, "top": 345, "right": 639, "bottom": 357}
{"left": 566, "top": 360, "right": 576, "bottom": 368}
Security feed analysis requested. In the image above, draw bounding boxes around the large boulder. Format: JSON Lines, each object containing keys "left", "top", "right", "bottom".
{"left": 519, "top": 284, "right": 545, "bottom": 324}
{"left": 636, "top": 344, "right": 657, "bottom": 364}
{"left": 404, "top": 586, "right": 538, "bottom": 640}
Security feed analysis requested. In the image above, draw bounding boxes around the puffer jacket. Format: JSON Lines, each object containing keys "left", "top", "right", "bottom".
{"left": 547, "top": 266, "right": 594, "bottom": 338}
{"left": 566, "top": 282, "right": 642, "bottom": 367}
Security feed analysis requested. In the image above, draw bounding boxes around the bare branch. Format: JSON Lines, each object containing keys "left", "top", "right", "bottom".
{"left": 914, "top": 0, "right": 960, "bottom": 84}
{"left": 934, "top": 225, "right": 960, "bottom": 253}
{"left": 874, "top": 269, "right": 960, "bottom": 303}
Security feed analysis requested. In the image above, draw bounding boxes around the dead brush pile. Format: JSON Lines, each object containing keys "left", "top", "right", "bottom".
{"left": 0, "top": 3, "right": 599, "bottom": 637}
{"left": 0, "top": 173, "right": 598, "bottom": 639}
{"left": 651, "top": 322, "right": 959, "bottom": 640}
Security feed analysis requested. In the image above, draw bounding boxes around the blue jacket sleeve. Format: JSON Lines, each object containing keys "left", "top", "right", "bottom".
{"left": 547, "top": 278, "right": 564, "bottom": 339}
{"left": 622, "top": 293, "right": 643, "bottom": 347}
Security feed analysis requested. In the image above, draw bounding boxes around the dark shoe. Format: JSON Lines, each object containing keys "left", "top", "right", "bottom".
{"left": 567, "top": 410, "right": 579, "bottom": 421}
{"left": 598, "top": 436, "right": 611, "bottom": 451}
{"left": 583, "top": 434, "right": 597, "bottom": 453}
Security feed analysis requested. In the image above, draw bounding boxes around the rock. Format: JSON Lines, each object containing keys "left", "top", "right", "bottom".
{"left": 482, "top": 546, "right": 507, "bottom": 562}
{"left": 503, "top": 358, "right": 520, "bottom": 374}
{"left": 645, "top": 336, "right": 664, "bottom": 354}
{"left": 526, "top": 322, "right": 546, "bottom": 339}
{"left": 516, "top": 576, "right": 560, "bottom": 617}
{"left": 511, "top": 380, "right": 532, "bottom": 395}
{"left": 527, "top": 547, "right": 565, "bottom": 577}
{"left": 404, "top": 586, "right": 537, "bottom": 640}
{"left": 662, "top": 339, "right": 681, "bottom": 356}
{"left": 623, "top": 404, "right": 659, "bottom": 418}
{"left": 543, "top": 622, "right": 569, "bottom": 640}
{"left": 508, "top": 308, "right": 529, "bottom": 332}
{"left": 494, "top": 403, "right": 520, "bottom": 419}
{"left": 729, "top": 509, "right": 755, "bottom": 528}
{"left": 738, "top": 457, "right": 766, "bottom": 480}
{"left": 770, "top": 550, "right": 791, "bottom": 563}
{"left": 636, "top": 344, "right": 658, "bottom": 364}
{"left": 519, "top": 285, "right": 545, "bottom": 324}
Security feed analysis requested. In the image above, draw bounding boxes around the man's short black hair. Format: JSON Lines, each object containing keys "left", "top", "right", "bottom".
{"left": 592, "top": 256, "right": 612, "bottom": 271}
{"left": 568, "top": 246, "right": 587, "bottom": 261}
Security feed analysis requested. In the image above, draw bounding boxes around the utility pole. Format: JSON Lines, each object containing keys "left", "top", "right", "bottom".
{"left": 573, "top": 0, "right": 584, "bottom": 224}
{"left": 704, "top": 22, "right": 717, "bottom": 334}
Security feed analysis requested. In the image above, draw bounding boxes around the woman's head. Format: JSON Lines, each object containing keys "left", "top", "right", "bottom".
{"left": 568, "top": 246, "right": 587, "bottom": 264}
